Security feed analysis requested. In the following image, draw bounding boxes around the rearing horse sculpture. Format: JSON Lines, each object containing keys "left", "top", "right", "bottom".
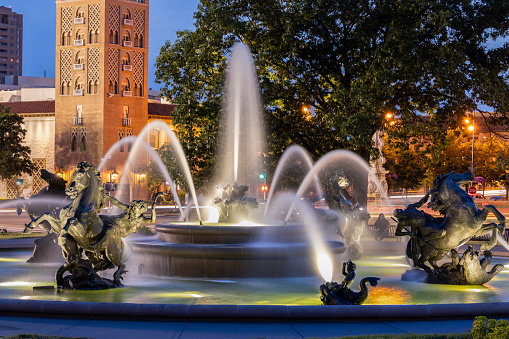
{"left": 24, "top": 162, "right": 140, "bottom": 287}
{"left": 394, "top": 171, "right": 505, "bottom": 271}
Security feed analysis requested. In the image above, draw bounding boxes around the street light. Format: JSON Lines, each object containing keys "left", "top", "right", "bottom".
{"left": 465, "top": 117, "right": 474, "bottom": 175}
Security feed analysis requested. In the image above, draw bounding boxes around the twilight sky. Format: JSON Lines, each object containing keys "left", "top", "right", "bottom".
{"left": 0, "top": 0, "right": 200, "bottom": 91}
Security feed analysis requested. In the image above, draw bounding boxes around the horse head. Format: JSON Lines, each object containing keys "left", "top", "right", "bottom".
{"left": 393, "top": 206, "right": 426, "bottom": 229}
{"left": 65, "top": 162, "right": 104, "bottom": 208}
{"left": 428, "top": 171, "right": 474, "bottom": 212}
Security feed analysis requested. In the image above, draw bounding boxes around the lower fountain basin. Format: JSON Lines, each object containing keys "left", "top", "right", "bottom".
{"left": 130, "top": 222, "right": 345, "bottom": 278}
{"left": 2, "top": 250, "right": 509, "bottom": 306}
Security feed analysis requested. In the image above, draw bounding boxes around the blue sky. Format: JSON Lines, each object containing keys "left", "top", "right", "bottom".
{"left": 0, "top": 0, "right": 200, "bottom": 91}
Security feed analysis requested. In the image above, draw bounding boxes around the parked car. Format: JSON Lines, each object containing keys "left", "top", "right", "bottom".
{"left": 489, "top": 195, "right": 505, "bottom": 201}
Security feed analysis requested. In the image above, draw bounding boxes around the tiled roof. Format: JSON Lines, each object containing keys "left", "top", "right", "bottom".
{"left": 0, "top": 100, "right": 175, "bottom": 117}
{"left": 1, "top": 101, "right": 55, "bottom": 114}
{"left": 148, "top": 102, "right": 175, "bottom": 116}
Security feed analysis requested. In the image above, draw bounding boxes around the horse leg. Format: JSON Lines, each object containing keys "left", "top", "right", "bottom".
{"left": 23, "top": 213, "right": 59, "bottom": 234}
{"left": 482, "top": 204, "right": 506, "bottom": 229}
{"left": 106, "top": 241, "right": 127, "bottom": 285}
{"left": 58, "top": 233, "right": 80, "bottom": 261}
{"left": 477, "top": 205, "right": 506, "bottom": 249}
{"left": 475, "top": 223, "right": 499, "bottom": 251}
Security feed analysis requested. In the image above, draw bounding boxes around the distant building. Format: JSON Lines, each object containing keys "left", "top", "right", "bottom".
{"left": 0, "top": 100, "right": 174, "bottom": 199}
{"left": 0, "top": 6, "right": 22, "bottom": 83}
{"left": 0, "top": 0, "right": 177, "bottom": 200}
{"left": 55, "top": 0, "right": 150, "bottom": 173}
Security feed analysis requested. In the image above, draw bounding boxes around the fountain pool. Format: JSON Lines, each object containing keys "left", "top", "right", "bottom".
{"left": 2, "top": 248, "right": 509, "bottom": 306}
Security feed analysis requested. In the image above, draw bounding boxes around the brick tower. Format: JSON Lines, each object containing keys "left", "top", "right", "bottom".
{"left": 55, "top": 0, "right": 149, "bottom": 180}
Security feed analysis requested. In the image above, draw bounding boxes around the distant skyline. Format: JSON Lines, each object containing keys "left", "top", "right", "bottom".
{"left": 0, "top": 0, "right": 200, "bottom": 91}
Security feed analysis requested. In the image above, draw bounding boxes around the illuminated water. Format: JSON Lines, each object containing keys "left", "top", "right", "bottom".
{"left": 2, "top": 250, "right": 508, "bottom": 305}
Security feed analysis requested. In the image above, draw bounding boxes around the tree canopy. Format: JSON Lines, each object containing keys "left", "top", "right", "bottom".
{"left": 384, "top": 129, "right": 509, "bottom": 190}
{"left": 155, "top": 0, "right": 509, "bottom": 195}
{"left": 0, "top": 105, "right": 34, "bottom": 180}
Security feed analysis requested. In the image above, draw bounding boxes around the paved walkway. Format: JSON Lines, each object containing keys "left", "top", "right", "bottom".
{"left": 0, "top": 315, "right": 486, "bottom": 338}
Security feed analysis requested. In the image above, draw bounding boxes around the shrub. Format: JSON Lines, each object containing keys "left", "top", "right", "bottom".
{"left": 471, "top": 316, "right": 509, "bottom": 339}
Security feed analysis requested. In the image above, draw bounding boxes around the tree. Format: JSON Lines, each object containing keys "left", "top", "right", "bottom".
{"left": 383, "top": 139, "right": 427, "bottom": 190}
{"left": 156, "top": 0, "right": 509, "bottom": 205}
{"left": 0, "top": 105, "right": 34, "bottom": 180}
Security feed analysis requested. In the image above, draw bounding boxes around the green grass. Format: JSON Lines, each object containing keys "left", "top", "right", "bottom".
{"left": 0, "top": 232, "right": 44, "bottom": 240}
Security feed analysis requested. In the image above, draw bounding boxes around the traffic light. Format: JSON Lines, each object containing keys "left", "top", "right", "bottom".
{"left": 261, "top": 185, "right": 269, "bottom": 192}
{"left": 259, "top": 173, "right": 266, "bottom": 180}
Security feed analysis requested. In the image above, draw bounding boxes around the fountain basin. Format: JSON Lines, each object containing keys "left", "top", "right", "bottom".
{"left": 130, "top": 223, "right": 345, "bottom": 278}
{"left": 155, "top": 222, "right": 320, "bottom": 244}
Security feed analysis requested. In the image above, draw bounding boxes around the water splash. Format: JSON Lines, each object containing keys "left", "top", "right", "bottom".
{"left": 98, "top": 134, "right": 186, "bottom": 220}
{"left": 497, "top": 233, "right": 509, "bottom": 252}
{"left": 217, "top": 43, "right": 265, "bottom": 193}
{"left": 263, "top": 145, "right": 322, "bottom": 219}
{"left": 132, "top": 120, "right": 202, "bottom": 223}
{"left": 285, "top": 149, "right": 390, "bottom": 223}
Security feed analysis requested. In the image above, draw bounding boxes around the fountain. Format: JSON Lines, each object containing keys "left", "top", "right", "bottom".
{"left": 1, "top": 42, "right": 509, "bottom": 320}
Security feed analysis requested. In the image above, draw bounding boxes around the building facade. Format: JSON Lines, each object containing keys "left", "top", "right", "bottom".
{"left": 0, "top": 6, "right": 22, "bottom": 83}
{"left": 0, "top": 101, "right": 55, "bottom": 199}
{"left": 55, "top": 0, "right": 149, "bottom": 178}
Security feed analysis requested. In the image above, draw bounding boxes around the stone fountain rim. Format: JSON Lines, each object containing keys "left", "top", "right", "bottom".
{"left": 0, "top": 298, "right": 507, "bottom": 320}
{"left": 0, "top": 243, "right": 507, "bottom": 320}
{"left": 155, "top": 222, "right": 312, "bottom": 235}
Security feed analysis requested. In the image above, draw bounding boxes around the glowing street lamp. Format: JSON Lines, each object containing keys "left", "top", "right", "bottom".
{"left": 465, "top": 117, "right": 475, "bottom": 174}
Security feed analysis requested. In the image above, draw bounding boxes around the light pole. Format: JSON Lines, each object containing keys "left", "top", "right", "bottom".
{"left": 465, "top": 117, "right": 474, "bottom": 175}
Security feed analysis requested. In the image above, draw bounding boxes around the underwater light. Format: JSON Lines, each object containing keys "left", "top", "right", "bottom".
{"left": 317, "top": 251, "right": 333, "bottom": 282}
{"left": 0, "top": 281, "right": 32, "bottom": 287}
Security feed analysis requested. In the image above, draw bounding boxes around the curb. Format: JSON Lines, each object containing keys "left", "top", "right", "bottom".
{"left": 0, "top": 299, "right": 508, "bottom": 320}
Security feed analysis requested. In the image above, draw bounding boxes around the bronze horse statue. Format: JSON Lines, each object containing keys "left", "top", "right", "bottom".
{"left": 24, "top": 162, "right": 155, "bottom": 287}
{"left": 394, "top": 171, "right": 505, "bottom": 271}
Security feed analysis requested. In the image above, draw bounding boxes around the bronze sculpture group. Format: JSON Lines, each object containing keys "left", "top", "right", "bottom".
{"left": 393, "top": 171, "right": 505, "bottom": 285}
{"left": 325, "top": 170, "right": 370, "bottom": 260}
{"left": 18, "top": 164, "right": 507, "bottom": 301}
{"left": 23, "top": 162, "right": 162, "bottom": 289}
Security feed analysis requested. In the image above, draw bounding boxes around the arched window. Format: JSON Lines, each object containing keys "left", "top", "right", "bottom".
{"left": 88, "top": 80, "right": 93, "bottom": 94}
{"left": 61, "top": 82, "right": 66, "bottom": 95}
{"left": 133, "top": 83, "right": 138, "bottom": 96}
{"left": 76, "top": 7, "right": 85, "bottom": 18}
{"left": 109, "top": 80, "right": 113, "bottom": 94}
{"left": 67, "top": 32, "right": 72, "bottom": 45}
{"left": 80, "top": 135, "right": 86, "bottom": 152}
{"left": 138, "top": 83, "right": 143, "bottom": 97}
{"left": 138, "top": 34, "right": 144, "bottom": 48}
{"left": 94, "top": 80, "right": 99, "bottom": 94}
{"left": 75, "top": 29, "right": 85, "bottom": 41}
{"left": 75, "top": 51, "right": 84, "bottom": 65}
{"left": 123, "top": 9, "right": 131, "bottom": 19}
{"left": 109, "top": 29, "right": 114, "bottom": 44}
{"left": 114, "top": 81, "right": 119, "bottom": 94}
{"left": 122, "top": 52, "right": 130, "bottom": 65}
{"left": 122, "top": 78, "right": 130, "bottom": 91}
{"left": 71, "top": 135, "right": 77, "bottom": 152}
{"left": 94, "top": 29, "right": 99, "bottom": 43}
{"left": 66, "top": 81, "right": 71, "bottom": 95}
{"left": 114, "top": 30, "right": 119, "bottom": 44}
{"left": 123, "top": 30, "right": 131, "bottom": 42}
{"left": 61, "top": 33, "right": 66, "bottom": 46}
{"left": 134, "top": 34, "right": 138, "bottom": 47}
{"left": 75, "top": 76, "right": 84, "bottom": 90}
